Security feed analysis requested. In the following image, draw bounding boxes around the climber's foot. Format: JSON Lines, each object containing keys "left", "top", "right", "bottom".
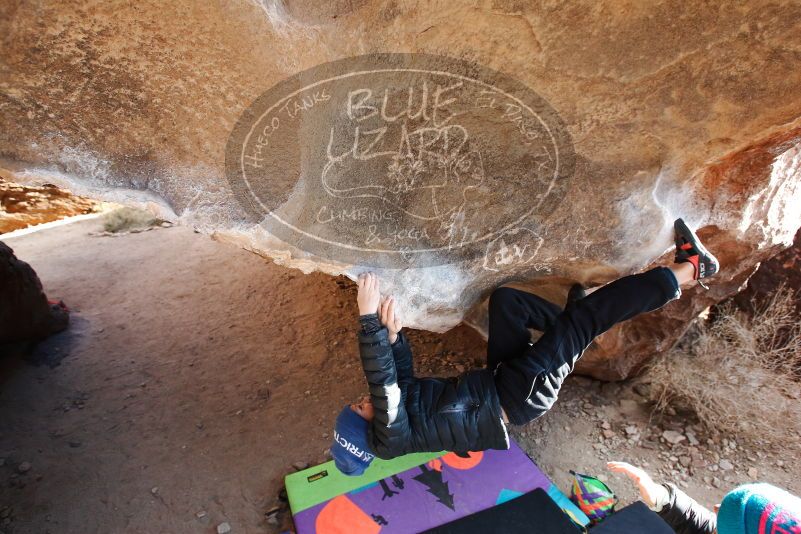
{"left": 673, "top": 218, "right": 719, "bottom": 289}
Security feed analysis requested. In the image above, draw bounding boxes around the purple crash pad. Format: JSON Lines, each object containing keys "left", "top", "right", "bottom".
{"left": 291, "top": 440, "right": 586, "bottom": 533}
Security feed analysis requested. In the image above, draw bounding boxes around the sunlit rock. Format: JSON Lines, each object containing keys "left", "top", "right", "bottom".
{"left": 2, "top": 1, "right": 801, "bottom": 378}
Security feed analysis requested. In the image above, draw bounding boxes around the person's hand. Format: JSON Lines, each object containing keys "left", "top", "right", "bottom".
{"left": 607, "top": 461, "right": 667, "bottom": 509}
{"left": 357, "top": 272, "right": 381, "bottom": 316}
{"left": 379, "top": 295, "right": 403, "bottom": 344}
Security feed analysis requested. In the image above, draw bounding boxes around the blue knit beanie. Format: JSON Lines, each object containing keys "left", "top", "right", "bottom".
{"left": 330, "top": 406, "right": 375, "bottom": 477}
{"left": 717, "top": 483, "right": 801, "bottom": 534}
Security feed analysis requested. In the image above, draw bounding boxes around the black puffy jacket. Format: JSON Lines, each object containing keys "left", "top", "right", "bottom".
{"left": 657, "top": 483, "right": 717, "bottom": 534}
{"left": 357, "top": 313, "right": 509, "bottom": 459}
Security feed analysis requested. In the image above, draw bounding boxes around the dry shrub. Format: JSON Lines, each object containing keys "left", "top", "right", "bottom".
{"left": 102, "top": 207, "right": 162, "bottom": 233}
{"left": 646, "top": 287, "right": 801, "bottom": 448}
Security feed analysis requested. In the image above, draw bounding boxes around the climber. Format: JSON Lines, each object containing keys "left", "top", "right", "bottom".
{"left": 330, "top": 219, "right": 720, "bottom": 476}
{"left": 607, "top": 460, "right": 800, "bottom": 533}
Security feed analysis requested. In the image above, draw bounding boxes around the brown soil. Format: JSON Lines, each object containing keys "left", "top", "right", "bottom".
{"left": 0, "top": 217, "right": 798, "bottom": 533}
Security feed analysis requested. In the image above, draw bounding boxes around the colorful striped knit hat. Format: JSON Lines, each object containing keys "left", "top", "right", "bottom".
{"left": 717, "top": 483, "right": 801, "bottom": 534}
{"left": 569, "top": 470, "right": 618, "bottom": 524}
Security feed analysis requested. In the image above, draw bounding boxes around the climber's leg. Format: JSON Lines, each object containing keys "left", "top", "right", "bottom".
{"left": 494, "top": 218, "right": 720, "bottom": 425}
{"left": 486, "top": 287, "right": 562, "bottom": 372}
{"left": 495, "top": 266, "right": 681, "bottom": 425}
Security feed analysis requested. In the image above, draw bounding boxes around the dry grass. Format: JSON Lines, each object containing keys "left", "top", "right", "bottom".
{"left": 646, "top": 287, "right": 801, "bottom": 448}
{"left": 102, "top": 207, "right": 163, "bottom": 233}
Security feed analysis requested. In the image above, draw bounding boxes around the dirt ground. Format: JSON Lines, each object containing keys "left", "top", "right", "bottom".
{"left": 1, "top": 217, "right": 799, "bottom": 534}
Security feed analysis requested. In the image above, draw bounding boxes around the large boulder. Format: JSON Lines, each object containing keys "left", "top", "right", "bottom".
{"left": 0, "top": 241, "right": 69, "bottom": 349}
{"left": 733, "top": 226, "right": 801, "bottom": 315}
{"left": 1, "top": 1, "right": 800, "bottom": 378}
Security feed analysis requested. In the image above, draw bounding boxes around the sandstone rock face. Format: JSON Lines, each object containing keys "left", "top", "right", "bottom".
{"left": 733, "top": 227, "right": 801, "bottom": 315}
{"left": 2, "top": 1, "right": 801, "bottom": 378}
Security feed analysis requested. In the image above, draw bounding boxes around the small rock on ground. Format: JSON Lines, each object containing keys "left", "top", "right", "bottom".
{"left": 719, "top": 459, "right": 734, "bottom": 471}
{"left": 662, "top": 430, "right": 685, "bottom": 445}
{"left": 292, "top": 461, "right": 309, "bottom": 471}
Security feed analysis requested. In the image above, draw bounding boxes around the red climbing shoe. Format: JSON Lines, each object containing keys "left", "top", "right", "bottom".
{"left": 674, "top": 218, "right": 719, "bottom": 289}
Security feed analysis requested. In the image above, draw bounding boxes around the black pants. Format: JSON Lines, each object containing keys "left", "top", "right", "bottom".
{"left": 488, "top": 267, "right": 681, "bottom": 425}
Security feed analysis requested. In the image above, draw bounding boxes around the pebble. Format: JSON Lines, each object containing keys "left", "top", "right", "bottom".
{"left": 151, "top": 487, "right": 159, "bottom": 495}
{"left": 662, "top": 430, "right": 686, "bottom": 445}
{"left": 601, "top": 421, "right": 611, "bottom": 430}
{"left": 712, "top": 477, "right": 722, "bottom": 489}
{"left": 265, "top": 505, "right": 280, "bottom": 516}
{"left": 266, "top": 505, "right": 280, "bottom": 525}
{"left": 195, "top": 511, "right": 207, "bottom": 519}
{"left": 719, "top": 459, "right": 734, "bottom": 471}
{"left": 17, "top": 462, "right": 31, "bottom": 474}
{"left": 292, "top": 461, "right": 309, "bottom": 471}
{"left": 217, "top": 522, "right": 232, "bottom": 534}
{"left": 679, "top": 456, "right": 692, "bottom": 467}
{"left": 748, "top": 467, "right": 759, "bottom": 479}
{"left": 633, "top": 383, "right": 651, "bottom": 397}
{"left": 624, "top": 425, "right": 638, "bottom": 436}
{"left": 602, "top": 429, "right": 616, "bottom": 439}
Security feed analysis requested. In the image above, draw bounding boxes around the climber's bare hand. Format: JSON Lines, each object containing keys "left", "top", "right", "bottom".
{"left": 607, "top": 461, "right": 666, "bottom": 509}
{"left": 379, "top": 295, "right": 403, "bottom": 344}
{"left": 357, "top": 272, "right": 381, "bottom": 316}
